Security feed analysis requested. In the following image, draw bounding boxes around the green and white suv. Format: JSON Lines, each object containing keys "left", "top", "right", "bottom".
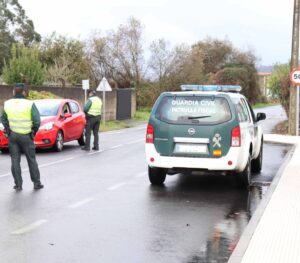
{"left": 145, "top": 85, "right": 266, "bottom": 188}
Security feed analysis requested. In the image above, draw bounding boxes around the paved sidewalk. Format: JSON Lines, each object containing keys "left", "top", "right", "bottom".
{"left": 229, "top": 134, "right": 300, "bottom": 263}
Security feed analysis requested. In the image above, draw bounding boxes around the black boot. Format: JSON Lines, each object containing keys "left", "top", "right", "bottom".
{"left": 34, "top": 183, "right": 44, "bottom": 190}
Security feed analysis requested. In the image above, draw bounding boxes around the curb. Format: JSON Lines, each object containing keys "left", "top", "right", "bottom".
{"left": 228, "top": 142, "right": 294, "bottom": 262}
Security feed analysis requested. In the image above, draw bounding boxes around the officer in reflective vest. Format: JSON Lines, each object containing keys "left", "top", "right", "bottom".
{"left": 1, "top": 83, "right": 44, "bottom": 191}
{"left": 81, "top": 90, "right": 102, "bottom": 151}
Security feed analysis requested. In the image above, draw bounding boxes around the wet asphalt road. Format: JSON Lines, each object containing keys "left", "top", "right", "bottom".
{"left": 0, "top": 105, "right": 290, "bottom": 263}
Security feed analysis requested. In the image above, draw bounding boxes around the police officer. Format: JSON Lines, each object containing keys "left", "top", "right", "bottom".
{"left": 81, "top": 90, "right": 102, "bottom": 151}
{"left": 1, "top": 83, "right": 44, "bottom": 191}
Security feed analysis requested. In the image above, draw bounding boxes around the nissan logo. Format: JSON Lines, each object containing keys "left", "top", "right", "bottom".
{"left": 188, "top": 128, "right": 196, "bottom": 135}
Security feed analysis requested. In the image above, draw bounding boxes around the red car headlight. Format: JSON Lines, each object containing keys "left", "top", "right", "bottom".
{"left": 39, "top": 122, "right": 55, "bottom": 131}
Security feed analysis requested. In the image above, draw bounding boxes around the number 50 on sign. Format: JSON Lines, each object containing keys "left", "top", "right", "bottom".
{"left": 290, "top": 68, "right": 300, "bottom": 85}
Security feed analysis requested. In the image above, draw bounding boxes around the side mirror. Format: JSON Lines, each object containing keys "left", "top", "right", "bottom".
{"left": 64, "top": 112, "right": 72, "bottom": 118}
{"left": 256, "top": 112, "right": 266, "bottom": 122}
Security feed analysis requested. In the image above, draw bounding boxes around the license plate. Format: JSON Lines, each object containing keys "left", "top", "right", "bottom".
{"left": 174, "top": 143, "right": 208, "bottom": 154}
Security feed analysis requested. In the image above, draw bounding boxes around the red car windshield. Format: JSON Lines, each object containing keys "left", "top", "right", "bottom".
{"left": 34, "top": 100, "right": 61, "bottom": 116}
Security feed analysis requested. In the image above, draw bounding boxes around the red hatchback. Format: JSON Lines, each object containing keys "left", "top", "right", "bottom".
{"left": 0, "top": 99, "right": 86, "bottom": 152}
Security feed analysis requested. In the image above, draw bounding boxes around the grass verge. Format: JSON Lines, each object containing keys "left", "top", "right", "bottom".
{"left": 100, "top": 120, "right": 135, "bottom": 132}
{"left": 252, "top": 102, "right": 279, "bottom": 109}
{"left": 99, "top": 108, "right": 150, "bottom": 132}
{"left": 133, "top": 107, "right": 151, "bottom": 121}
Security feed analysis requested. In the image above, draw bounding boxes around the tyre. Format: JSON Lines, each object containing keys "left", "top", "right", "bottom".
{"left": 77, "top": 129, "right": 85, "bottom": 146}
{"left": 0, "top": 148, "right": 9, "bottom": 154}
{"left": 237, "top": 155, "right": 251, "bottom": 189}
{"left": 53, "top": 130, "right": 64, "bottom": 152}
{"left": 251, "top": 142, "right": 263, "bottom": 173}
{"left": 148, "top": 166, "right": 166, "bottom": 185}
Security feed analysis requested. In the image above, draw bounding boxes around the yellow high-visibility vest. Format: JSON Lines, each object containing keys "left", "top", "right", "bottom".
{"left": 4, "top": 99, "right": 33, "bottom": 134}
{"left": 88, "top": 97, "right": 102, "bottom": 116}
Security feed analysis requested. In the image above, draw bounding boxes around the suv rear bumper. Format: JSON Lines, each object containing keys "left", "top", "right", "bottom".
{"left": 145, "top": 144, "right": 247, "bottom": 172}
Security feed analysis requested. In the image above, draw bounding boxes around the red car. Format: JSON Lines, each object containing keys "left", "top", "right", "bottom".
{"left": 0, "top": 99, "right": 86, "bottom": 152}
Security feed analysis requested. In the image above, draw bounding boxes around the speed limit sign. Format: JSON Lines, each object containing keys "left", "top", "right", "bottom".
{"left": 290, "top": 68, "right": 300, "bottom": 85}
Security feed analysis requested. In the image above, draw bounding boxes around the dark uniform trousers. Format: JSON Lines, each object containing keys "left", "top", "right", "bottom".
{"left": 8, "top": 132, "right": 41, "bottom": 187}
{"left": 85, "top": 115, "right": 101, "bottom": 149}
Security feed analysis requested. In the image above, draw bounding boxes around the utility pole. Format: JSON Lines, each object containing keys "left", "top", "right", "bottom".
{"left": 289, "top": 0, "right": 300, "bottom": 135}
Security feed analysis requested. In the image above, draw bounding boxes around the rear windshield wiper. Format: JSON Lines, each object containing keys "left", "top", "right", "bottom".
{"left": 187, "top": 115, "right": 211, "bottom": 119}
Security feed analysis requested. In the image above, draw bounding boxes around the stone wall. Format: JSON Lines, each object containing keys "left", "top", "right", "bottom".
{"left": 0, "top": 85, "right": 136, "bottom": 121}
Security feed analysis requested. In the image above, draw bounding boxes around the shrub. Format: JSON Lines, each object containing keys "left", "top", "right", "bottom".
{"left": 28, "top": 90, "right": 60, "bottom": 100}
{"left": 3, "top": 44, "right": 45, "bottom": 85}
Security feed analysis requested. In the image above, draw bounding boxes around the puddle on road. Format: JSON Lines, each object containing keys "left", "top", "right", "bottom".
{"left": 145, "top": 143, "right": 291, "bottom": 263}
{"left": 181, "top": 144, "right": 291, "bottom": 263}
{"left": 187, "top": 185, "right": 269, "bottom": 262}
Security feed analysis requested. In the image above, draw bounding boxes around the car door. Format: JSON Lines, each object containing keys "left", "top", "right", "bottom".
{"left": 69, "top": 101, "right": 85, "bottom": 139}
{"left": 240, "top": 98, "right": 255, "bottom": 158}
{"left": 245, "top": 100, "right": 261, "bottom": 157}
{"left": 60, "top": 102, "right": 74, "bottom": 141}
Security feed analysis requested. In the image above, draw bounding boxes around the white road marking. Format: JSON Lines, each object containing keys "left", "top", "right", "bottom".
{"left": 0, "top": 132, "right": 144, "bottom": 178}
{"left": 38, "top": 157, "right": 75, "bottom": 168}
{"left": 107, "top": 182, "right": 127, "bottom": 190}
{"left": 69, "top": 198, "right": 95, "bottom": 209}
{"left": 0, "top": 167, "right": 29, "bottom": 178}
{"left": 88, "top": 149, "right": 104, "bottom": 155}
{"left": 0, "top": 172, "right": 11, "bottom": 178}
{"left": 11, "top": 220, "right": 47, "bottom": 235}
{"left": 101, "top": 131, "right": 123, "bottom": 135}
{"left": 126, "top": 139, "right": 144, "bottom": 145}
{"left": 1, "top": 157, "right": 76, "bottom": 179}
{"left": 109, "top": 144, "right": 124, "bottom": 149}
{"left": 135, "top": 172, "right": 147, "bottom": 178}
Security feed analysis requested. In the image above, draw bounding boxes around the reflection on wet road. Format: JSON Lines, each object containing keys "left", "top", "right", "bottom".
{"left": 146, "top": 143, "right": 290, "bottom": 263}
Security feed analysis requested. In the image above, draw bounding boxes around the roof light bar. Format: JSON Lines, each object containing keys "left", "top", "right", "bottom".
{"left": 180, "top": 85, "right": 242, "bottom": 92}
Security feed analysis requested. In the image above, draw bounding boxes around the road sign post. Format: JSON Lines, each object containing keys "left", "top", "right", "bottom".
{"left": 82, "top": 79, "right": 90, "bottom": 103}
{"left": 97, "top": 77, "right": 112, "bottom": 125}
{"left": 290, "top": 68, "right": 300, "bottom": 136}
{"left": 297, "top": 85, "right": 299, "bottom": 136}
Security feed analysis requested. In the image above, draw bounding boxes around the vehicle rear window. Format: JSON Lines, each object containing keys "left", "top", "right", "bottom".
{"left": 155, "top": 96, "right": 232, "bottom": 124}
{"left": 35, "top": 100, "right": 61, "bottom": 116}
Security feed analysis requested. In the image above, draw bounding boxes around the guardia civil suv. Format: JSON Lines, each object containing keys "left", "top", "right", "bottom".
{"left": 145, "top": 85, "right": 266, "bottom": 188}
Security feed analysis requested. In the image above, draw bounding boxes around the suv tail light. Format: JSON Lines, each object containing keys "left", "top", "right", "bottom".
{"left": 146, "top": 124, "right": 154, "bottom": 144}
{"left": 231, "top": 126, "right": 241, "bottom": 147}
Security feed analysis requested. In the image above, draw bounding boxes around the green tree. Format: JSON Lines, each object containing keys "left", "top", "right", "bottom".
{"left": 0, "top": 0, "right": 40, "bottom": 73}
{"left": 214, "top": 50, "right": 260, "bottom": 103}
{"left": 87, "top": 17, "right": 145, "bottom": 88}
{"left": 2, "top": 43, "right": 44, "bottom": 85}
{"left": 191, "top": 38, "right": 233, "bottom": 75}
{"left": 268, "top": 63, "right": 290, "bottom": 114}
{"left": 148, "top": 39, "right": 190, "bottom": 89}
{"left": 39, "top": 33, "right": 89, "bottom": 86}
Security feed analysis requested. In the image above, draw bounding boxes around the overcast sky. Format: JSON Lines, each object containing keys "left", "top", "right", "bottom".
{"left": 20, "top": 0, "right": 294, "bottom": 66}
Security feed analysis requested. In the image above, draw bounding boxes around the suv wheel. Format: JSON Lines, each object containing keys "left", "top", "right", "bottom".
{"left": 251, "top": 142, "right": 263, "bottom": 173}
{"left": 148, "top": 166, "right": 166, "bottom": 185}
{"left": 237, "top": 155, "right": 251, "bottom": 189}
